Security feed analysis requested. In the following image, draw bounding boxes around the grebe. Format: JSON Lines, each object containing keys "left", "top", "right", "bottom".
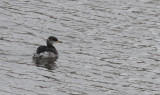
{"left": 33, "top": 36, "right": 62, "bottom": 58}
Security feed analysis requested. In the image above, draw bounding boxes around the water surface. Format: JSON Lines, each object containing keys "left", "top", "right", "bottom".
{"left": 0, "top": 0, "right": 160, "bottom": 95}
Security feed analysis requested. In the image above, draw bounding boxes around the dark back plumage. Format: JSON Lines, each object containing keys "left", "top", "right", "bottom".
{"left": 36, "top": 45, "right": 58, "bottom": 55}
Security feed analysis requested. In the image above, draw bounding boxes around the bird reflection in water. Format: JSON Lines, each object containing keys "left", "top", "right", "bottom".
{"left": 33, "top": 58, "right": 58, "bottom": 70}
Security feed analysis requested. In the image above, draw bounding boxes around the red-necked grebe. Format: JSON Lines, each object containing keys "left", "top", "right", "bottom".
{"left": 33, "top": 36, "right": 62, "bottom": 58}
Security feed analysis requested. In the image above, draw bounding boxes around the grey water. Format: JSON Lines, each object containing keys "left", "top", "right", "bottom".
{"left": 0, "top": 0, "right": 160, "bottom": 95}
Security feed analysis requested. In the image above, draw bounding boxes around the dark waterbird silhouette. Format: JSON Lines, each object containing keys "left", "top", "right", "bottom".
{"left": 32, "top": 36, "right": 62, "bottom": 70}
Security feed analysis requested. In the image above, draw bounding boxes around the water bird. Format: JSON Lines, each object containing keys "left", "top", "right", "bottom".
{"left": 33, "top": 36, "right": 62, "bottom": 58}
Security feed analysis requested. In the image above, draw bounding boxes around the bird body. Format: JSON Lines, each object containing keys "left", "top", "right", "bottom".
{"left": 37, "top": 45, "right": 58, "bottom": 55}
{"left": 33, "top": 36, "right": 62, "bottom": 58}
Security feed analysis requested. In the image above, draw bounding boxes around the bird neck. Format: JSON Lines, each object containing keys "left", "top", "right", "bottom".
{"left": 47, "top": 39, "right": 53, "bottom": 47}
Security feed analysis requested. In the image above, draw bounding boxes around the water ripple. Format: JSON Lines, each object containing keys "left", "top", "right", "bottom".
{"left": 0, "top": 0, "right": 160, "bottom": 95}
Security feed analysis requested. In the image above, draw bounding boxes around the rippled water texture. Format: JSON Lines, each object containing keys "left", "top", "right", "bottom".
{"left": 0, "top": 0, "right": 160, "bottom": 95}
